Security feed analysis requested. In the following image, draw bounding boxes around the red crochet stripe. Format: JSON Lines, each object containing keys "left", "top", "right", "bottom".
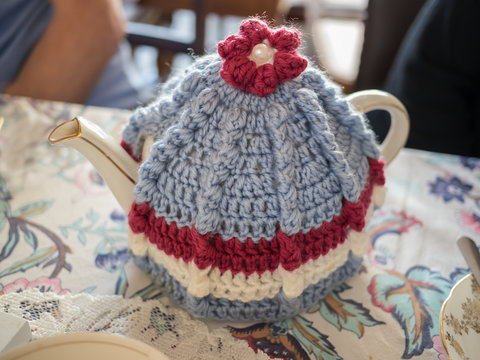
{"left": 120, "top": 140, "right": 141, "bottom": 162}
{"left": 129, "top": 158, "right": 385, "bottom": 275}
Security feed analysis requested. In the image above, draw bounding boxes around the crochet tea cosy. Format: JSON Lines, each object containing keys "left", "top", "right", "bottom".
{"left": 121, "top": 18, "right": 386, "bottom": 321}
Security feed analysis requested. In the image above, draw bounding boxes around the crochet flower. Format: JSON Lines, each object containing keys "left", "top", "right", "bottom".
{"left": 218, "top": 18, "right": 308, "bottom": 97}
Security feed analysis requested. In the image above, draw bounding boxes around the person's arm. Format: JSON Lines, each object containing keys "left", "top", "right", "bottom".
{"left": 4, "top": 0, "right": 125, "bottom": 104}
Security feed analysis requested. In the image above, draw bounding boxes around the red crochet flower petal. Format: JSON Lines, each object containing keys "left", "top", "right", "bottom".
{"left": 239, "top": 18, "right": 270, "bottom": 43}
{"left": 274, "top": 52, "right": 308, "bottom": 82}
{"left": 220, "top": 55, "right": 257, "bottom": 91}
{"left": 218, "top": 35, "right": 252, "bottom": 60}
{"left": 269, "top": 28, "right": 301, "bottom": 52}
{"left": 247, "top": 64, "right": 278, "bottom": 97}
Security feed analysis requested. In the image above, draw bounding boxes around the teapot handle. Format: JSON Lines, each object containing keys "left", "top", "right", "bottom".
{"left": 346, "top": 90, "right": 410, "bottom": 166}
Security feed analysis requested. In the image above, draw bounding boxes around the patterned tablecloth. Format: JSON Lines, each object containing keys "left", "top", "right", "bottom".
{"left": 1, "top": 94, "right": 479, "bottom": 360}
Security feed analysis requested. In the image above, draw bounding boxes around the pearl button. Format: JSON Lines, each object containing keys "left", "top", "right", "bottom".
{"left": 248, "top": 42, "right": 276, "bottom": 66}
{"left": 252, "top": 44, "right": 270, "bottom": 61}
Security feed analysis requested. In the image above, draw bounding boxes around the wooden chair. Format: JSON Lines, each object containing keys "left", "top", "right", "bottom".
{"left": 126, "top": 0, "right": 284, "bottom": 55}
{"left": 126, "top": 0, "right": 285, "bottom": 80}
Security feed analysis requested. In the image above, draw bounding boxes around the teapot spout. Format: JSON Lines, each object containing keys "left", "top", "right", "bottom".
{"left": 49, "top": 117, "right": 139, "bottom": 213}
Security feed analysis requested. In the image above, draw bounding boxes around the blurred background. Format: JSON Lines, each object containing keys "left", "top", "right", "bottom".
{"left": 5, "top": 0, "right": 476, "bottom": 156}
{"left": 125, "top": 0, "right": 426, "bottom": 93}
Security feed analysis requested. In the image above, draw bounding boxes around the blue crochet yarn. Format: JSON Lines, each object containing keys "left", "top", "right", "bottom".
{"left": 122, "top": 53, "right": 380, "bottom": 241}
{"left": 122, "top": 55, "right": 217, "bottom": 155}
{"left": 130, "top": 251, "right": 363, "bottom": 321}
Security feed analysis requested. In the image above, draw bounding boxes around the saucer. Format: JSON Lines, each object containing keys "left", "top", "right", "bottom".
{"left": 0, "top": 332, "right": 169, "bottom": 360}
{"left": 441, "top": 273, "right": 480, "bottom": 359}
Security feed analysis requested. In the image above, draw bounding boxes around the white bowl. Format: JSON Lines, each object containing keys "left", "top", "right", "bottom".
{"left": 0, "top": 332, "right": 169, "bottom": 360}
{"left": 441, "top": 273, "right": 480, "bottom": 359}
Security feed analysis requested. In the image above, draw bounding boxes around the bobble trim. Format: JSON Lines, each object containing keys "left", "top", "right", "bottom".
{"left": 130, "top": 250, "right": 363, "bottom": 321}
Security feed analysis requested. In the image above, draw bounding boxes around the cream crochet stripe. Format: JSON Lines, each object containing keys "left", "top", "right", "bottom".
{"left": 129, "top": 185, "right": 385, "bottom": 301}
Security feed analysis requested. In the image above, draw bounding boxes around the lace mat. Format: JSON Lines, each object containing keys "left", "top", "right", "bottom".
{"left": 0, "top": 289, "right": 269, "bottom": 360}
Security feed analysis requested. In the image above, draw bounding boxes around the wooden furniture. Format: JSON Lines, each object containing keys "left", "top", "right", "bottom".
{"left": 309, "top": 0, "right": 427, "bottom": 93}
{"left": 126, "top": 0, "right": 283, "bottom": 56}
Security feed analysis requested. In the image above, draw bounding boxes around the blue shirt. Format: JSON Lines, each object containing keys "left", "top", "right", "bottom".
{"left": 0, "top": 0, "right": 155, "bottom": 109}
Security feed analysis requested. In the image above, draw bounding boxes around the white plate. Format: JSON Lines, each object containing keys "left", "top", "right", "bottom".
{"left": 441, "top": 273, "right": 480, "bottom": 360}
{"left": 0, "top": 332, "right": 169, "bottom": 360}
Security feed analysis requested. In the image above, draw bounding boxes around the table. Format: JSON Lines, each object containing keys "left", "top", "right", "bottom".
{"left": 1, "top": 94, "right": 478, "bottom": 359}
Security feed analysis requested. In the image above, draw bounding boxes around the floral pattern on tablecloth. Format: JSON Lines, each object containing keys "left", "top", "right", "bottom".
{"left": 1, "top": 94, "right": 480, "bottom": 359}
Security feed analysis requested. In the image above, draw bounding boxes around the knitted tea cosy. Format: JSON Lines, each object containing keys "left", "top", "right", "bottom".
{"left": 121, "top": 19, "right": 386, "bottom": 321}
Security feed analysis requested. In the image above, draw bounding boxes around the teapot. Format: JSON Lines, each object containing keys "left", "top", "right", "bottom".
{"left": 48, "top": 19, "right": 409, "bottom": 322}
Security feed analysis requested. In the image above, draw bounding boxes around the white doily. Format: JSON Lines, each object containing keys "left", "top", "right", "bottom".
{"left": 0, "top": 290, "right": 269, "bottom": 360}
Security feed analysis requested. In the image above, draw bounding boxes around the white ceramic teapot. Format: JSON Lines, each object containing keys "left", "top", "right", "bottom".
{"left": 49, "top": 18, "right": 409, "bottom": 322}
